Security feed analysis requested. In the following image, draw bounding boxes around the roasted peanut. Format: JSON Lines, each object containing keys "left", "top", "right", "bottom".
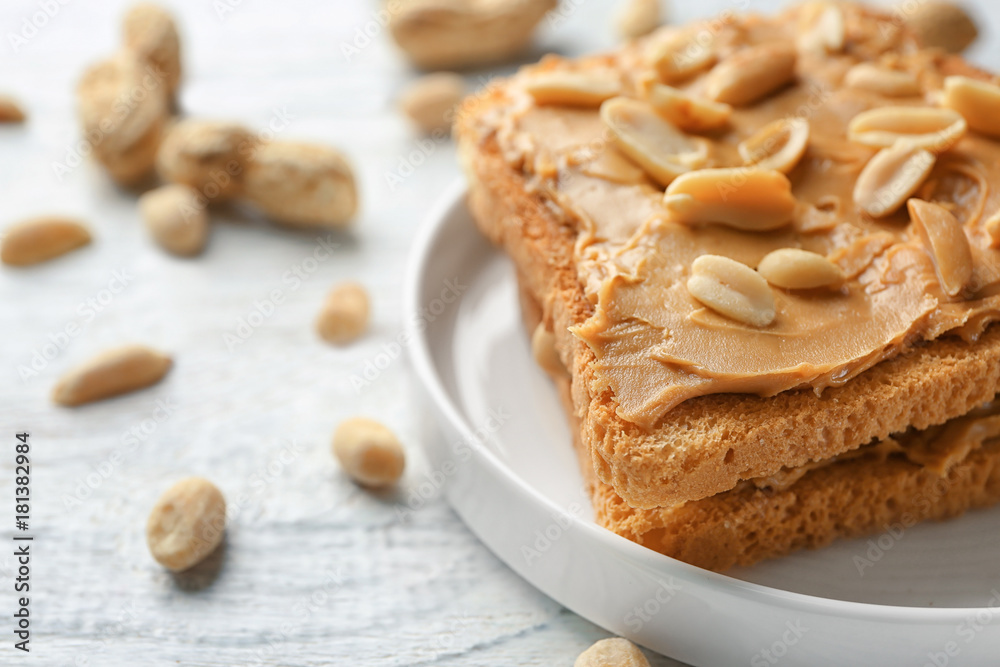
{"left": 122, "top": 3, "right": 181, "bottom": 100}
{"left": 400, "top": 73, "right": 466, "bottom": 134}
{"left": 389, "top": 0, "right": 557, "bottom": 69}
{"left": 332, "top": 418, "right": 405, "bottom": 488}
{"left": 704, "top": 43, "right": 796, "bottom": 107}
{"left": 757, "top": 248, "right": 843, "bottom": 289}
{"left": 600, "top": 96, "right": 708, "bottom": 186}
{"left": 157, "top": 119, "right": 255, "bottom": 200}
{"left": 316, "top": 282, "right": 370, "bottom": 345}
{"left": 524, "top": 69, "right": 623, "bottom": 108}
{"left": 52, "top": 345, "right": 172, "bottom": 406}
{"left": 646, "top": 83, "right": 731, "bottom": 132}
{"left": 844, "top": 63, "right": 920, "bottom": 97}
{"left": 738, "top": 118, "right": 810, "bottom": 174}
{"left": 139, "top": 184, "right": 208, "bottom": 256}
{"left": 907, "top": 198, "right": 973, "bottom": 297}
{"left": 853, "top": 141, "right": 935, "bottom": 218}
{"left": 942, "top": 75, "right": 1000, "bottom": 138}
{"left": 575, "top": 638, "right": 651, "bottom": 667}
{"left": 906, "top": 1, "right": 978, "bottom": 54}
{"left": 244, "top": 142, "right": 358, "bottom": 228}
{"left": 797, "top": 2, "right": 845, "bottom": 53}
{"left": 76, "top": 53, "right": 169, "bottom": 185}
{"left": 687, "top": 254, "right": 776, "bottom": 327}
{"left": 664, "top": 168, "right": 796, "bottom": 231}
{"left": 616, "top": 0, "right": 662, "bottom": 40}
{"left": 847, "top": 106, "right": 966, "bottom": 153}
{"left": 1, "top": 217, "right": 91, "bottom": 267}
{"left": 0, "top": 95, "right": 26, "bottom": 123}
{"left": 985, "top": 211, "right": 1000, "bottom": 248}
{"left": 647, "top": 29, "right": 717, "bottom": 83}
{"left": 146, "top": 477, "right": 226, "bottom": 572}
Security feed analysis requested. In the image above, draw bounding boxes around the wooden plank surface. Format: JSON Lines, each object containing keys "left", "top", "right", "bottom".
{"left": 1, "top": 0, "right": 998, "bottom": 665}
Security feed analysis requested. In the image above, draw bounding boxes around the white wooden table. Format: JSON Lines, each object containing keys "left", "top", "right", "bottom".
{"left": 1, "top": 1, "right": 998, "bottom": 665}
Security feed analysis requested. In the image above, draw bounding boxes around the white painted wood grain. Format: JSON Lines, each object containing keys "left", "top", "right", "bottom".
{"left": 1, "top": 0, "right": 998, "bottom": 665}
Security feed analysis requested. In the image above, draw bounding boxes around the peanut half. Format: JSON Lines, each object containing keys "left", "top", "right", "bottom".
{"left": 687, "top": 254, "right": 776, "bottom": 327}
{"left": 389, "top": 0, "right": 556, "bottom": 70}
{"left": 647, "top": 29, "right": 717, "bottom": 84}
{"left": 664, "top": 168, "right": 796, "bottom": 231}
{"left": 122, "top": 3, "right": 181, "bottom": 101}
{"left": 738, "top": 118, "right": 810, "bottom": 174}
{"left": 146, "top": 477, "right": 226, "bottom": 572}
{"left": 704, "top": 43, "right": 797, "bottom": 107}
{"left": 575, "top": 638, "right": 651, "bottom": 667}
{"left": 244, "top": 142, "right": 358, "bottom": 229}
{"left": 157, "top": 119, "right": 256, "bottom": 200}
{"left": 942, "top": 75, "right": 1000, "bottom": 139}
{"left": 333, "top": 418, "right": 405, "bottom": 488}
{"left": 0, "top": 95, "right": 26, "bottom": 123}
{"left": 985, "top": 211, "right": 1000, "bottom": 248}
{"left": 907, "top": 1, "right": 978, "bottom": 54}
{"left": 524, "top": 69, "right": 623, "bottom": 108}
{"left": 757, "top": 248, "right": 843, "bottom": 289}
{"left": 907, "top": 198, "right": 973, "bottom": 297}
{"left": 52, "top": 345, "right": 172, "bottom": 406}
{"left": 316, "top": 282, "right": 370, "bottom": 345}
{"left": 400, "top": 72, "right": 466, "bottom": 134}
{"left": 646, "top": 83, "right": 731, "bottom": 133}
{"left": 600, "top": 96, "right": 708, "bottom": 187}
{"left": 847, "top": 106, "right": 966, "bottom": 153}
{"left": 797, "top": 2, "right": 845, "bottom": 54}
{"left": 139, "top": 184, "right": 208, "bottom": 256}
{"left": 1, "top": 217, "right": 91, "bottom": 267}
{"left": 853, "top": 140, "right": 935, "bottom": 218}
{"left": 76, "top": 53, "right": 169, "bottom": 185}
{"left": 844, "top": 64, "right": 920, "bottom": 97}
{"left": 616, "top": 0, "right": 662, "bottom": 40}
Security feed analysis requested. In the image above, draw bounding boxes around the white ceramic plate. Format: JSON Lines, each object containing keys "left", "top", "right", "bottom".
{"left": 405, "top": 182, "right": 1000, "bottom": 667}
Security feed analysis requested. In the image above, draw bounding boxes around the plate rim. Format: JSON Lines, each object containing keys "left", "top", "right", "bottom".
{"left": 403, "top": 178, "right": 999, "bottom": 622}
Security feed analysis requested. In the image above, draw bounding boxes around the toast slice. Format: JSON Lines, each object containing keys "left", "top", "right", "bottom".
{"left": 456, "top": 1, "right": 1000, "bottom": 509}
{"left": 519, "top": 280, "right": 1000, "bottom": 571}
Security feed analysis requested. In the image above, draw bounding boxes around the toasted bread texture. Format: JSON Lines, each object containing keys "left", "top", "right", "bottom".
{"left": 520, "top": 281, "right": 1000, "bottom": 571}
{"left": 455, "top": 3, "right": 1000, "bottom": 510}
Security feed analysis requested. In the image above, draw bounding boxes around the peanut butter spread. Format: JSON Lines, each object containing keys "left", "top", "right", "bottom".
{"left": 473, "top": 2, "right": 1000, "bottom": 429}
{"left": 749, "top": 399, "right": 1000, "bottom": 492}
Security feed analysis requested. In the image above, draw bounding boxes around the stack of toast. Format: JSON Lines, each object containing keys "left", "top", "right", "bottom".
{"left": 456, "top": 1, "right": 1000, "bottom": 570}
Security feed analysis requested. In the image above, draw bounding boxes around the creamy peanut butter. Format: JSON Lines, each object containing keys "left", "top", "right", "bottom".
{"left": 476, "top": 3, "right": 1000, "bottom": 430}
